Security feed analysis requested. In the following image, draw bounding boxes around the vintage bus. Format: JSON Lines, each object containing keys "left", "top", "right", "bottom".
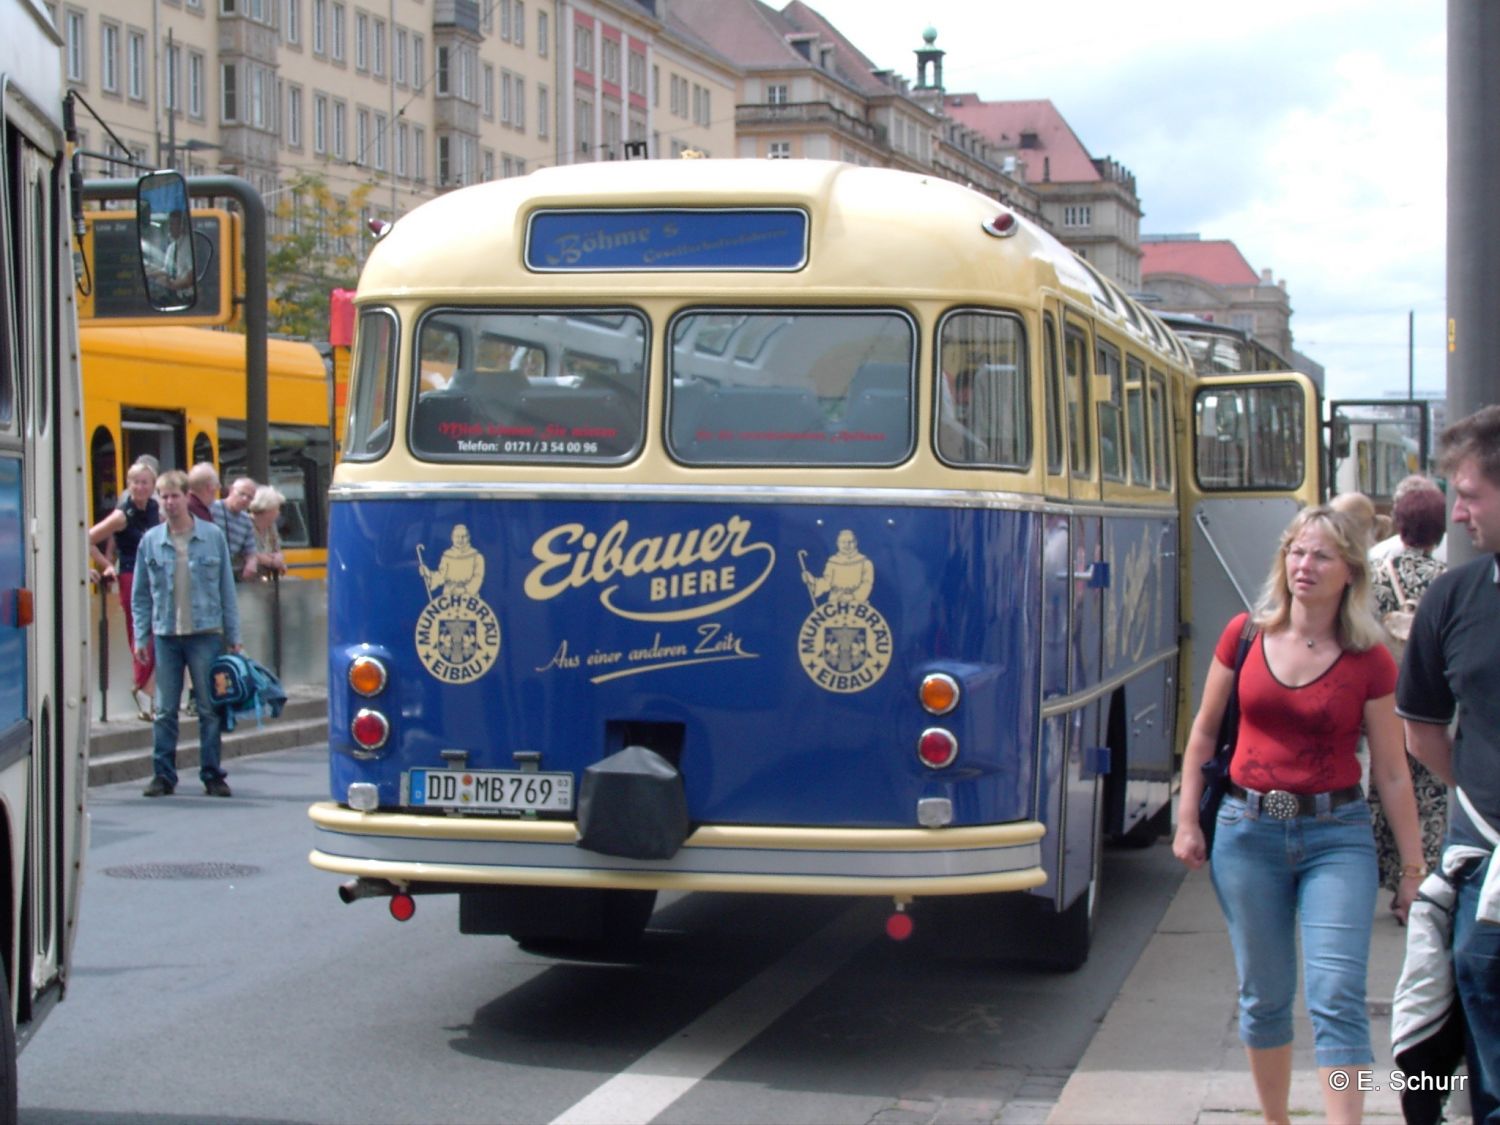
{"left": 309, "top": 160, "right": 1318, "bottom": 968}
{"left": 81, "top": 324, "right": 335, "bottom": 578}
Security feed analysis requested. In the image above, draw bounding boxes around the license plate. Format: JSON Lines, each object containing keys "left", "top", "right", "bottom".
{"left": 405, "top": 768, "right": 574, "bottom": 812}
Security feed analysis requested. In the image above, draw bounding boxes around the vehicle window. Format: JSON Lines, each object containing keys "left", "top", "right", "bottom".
{"left": 1125, "top": 356, "right": 1149, "bottom": 485}
{"left": 1064, "top": 325, "right": 1091, "bottom": 478}
{"left": 936, "top": 310, "right": 1030, "bottom": 469}
{"left": 1096, "top": 341, "right": 1123, "bottom": 481}
{"left": 1195, "top": 384, "right": 1305, "bottom": 491}
{"left": 1044, "top": 315, "right": 1063, "bottom": 474}
{"left": 409, "top": 309, "right": 648, "bottom": 462}
{"left": 668, "top": 310, "right": 914, "bottom": 466}
{"left": 343, "top": 308, "right": 397, "bottom": 460}
{"left": 1150, "top": 371, "right": 1172, "bottom": 490}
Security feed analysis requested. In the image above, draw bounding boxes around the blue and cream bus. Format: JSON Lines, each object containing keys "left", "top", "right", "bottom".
{"left": 309, "top": 159, "right": 1319, "bottom": 968}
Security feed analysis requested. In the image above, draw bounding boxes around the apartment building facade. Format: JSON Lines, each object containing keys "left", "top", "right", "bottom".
{"left": 53, "top": 0, "right": 735, "bottom": 226}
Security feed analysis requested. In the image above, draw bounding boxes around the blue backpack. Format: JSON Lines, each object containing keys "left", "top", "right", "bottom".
{"left": 209, "top": 652, "right": 287, "bottom": 731}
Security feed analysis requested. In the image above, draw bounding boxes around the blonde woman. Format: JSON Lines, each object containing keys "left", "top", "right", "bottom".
{"left": 1174, "top": 506, "right": 1424, "bottom": 1124}
{"left": 88, "top": 460, "right": 161, "bottom": 719}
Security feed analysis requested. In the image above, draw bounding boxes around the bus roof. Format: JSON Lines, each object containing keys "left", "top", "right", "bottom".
{"left": 358, "top": 159, "right": 1171, "bottom": 358}
{"left": 80, "top": 325, "right": 327, "bottom": 380}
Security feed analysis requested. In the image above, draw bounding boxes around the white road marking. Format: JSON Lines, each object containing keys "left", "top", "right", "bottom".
{"left": 549, "top": 902, "right": 881, "bottom": 1125}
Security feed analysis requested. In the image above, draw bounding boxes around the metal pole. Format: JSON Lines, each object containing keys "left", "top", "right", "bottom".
{"left": 1446, "top": 0, "right": 1500, "bottom": 566}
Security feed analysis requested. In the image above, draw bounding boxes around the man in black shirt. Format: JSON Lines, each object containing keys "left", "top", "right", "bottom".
{"left": 1398, "top": 404, "right": 1500, "bottom": 1124}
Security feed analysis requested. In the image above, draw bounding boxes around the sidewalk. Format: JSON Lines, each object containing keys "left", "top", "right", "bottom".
{"left": 86, "top": 683, "right": 329, "bottom": 787}
{"left": 1048, "top": 863, "right": 1472, "bottom": 1124}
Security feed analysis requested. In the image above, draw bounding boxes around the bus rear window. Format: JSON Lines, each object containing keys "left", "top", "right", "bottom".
{"left": 667, "top": 310, "right": 914, "bottom": 465}
{"left": 409, "top": 309, "right": 648, "bottom": 462}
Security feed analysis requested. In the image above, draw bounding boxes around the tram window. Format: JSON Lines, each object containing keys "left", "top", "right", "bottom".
{"left": 668, "top": 309, "right": 914, "bottom": 466}
{"left": 1096, "top": 341, "right": 1124, "bottom": 482}
{"left": 1125, "top": 356, "right": 1148, "bottom": 485}
{"left": 410, "top": 308, "right": 648, "bottom": 463}
{"left": 1149, "top": 371, "right": 1172, "bottom": 490}
{"left": 1064, "top": 326, "right": 1091, "bottom": 478}
{"left": 1043, "top": 315, "right": 1063, "bottom": 474}
{"left": 344, "top": 308, "right": 397, "bottom": 460}
{"left": 1194, "top": 384, "right": 1305, "bottom": 491}
{"left": 935, "top": 310, "right": 1029, "bottom": 469}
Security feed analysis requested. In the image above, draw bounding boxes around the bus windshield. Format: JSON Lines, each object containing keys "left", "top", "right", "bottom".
{"left": 667, "top": 309, "right": 914, "bottom": 465}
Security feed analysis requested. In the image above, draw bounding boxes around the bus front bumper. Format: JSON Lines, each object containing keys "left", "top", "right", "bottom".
{"left": 308, "top": 802, "right": 1047, "bottom": 897}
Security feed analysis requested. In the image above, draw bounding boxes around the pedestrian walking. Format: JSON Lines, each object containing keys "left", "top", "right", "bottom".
{"left": 131, "top": 468, "right": 242, "bottom": 798}
{"left": 1174, "top": 504, "right": 1424, "bottom": 1125}
{"left": 1399, "top": 404, "right": 1500, "bottom": 1125}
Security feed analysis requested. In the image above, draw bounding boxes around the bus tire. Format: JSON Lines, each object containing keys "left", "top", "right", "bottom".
{"left": 1117, "top": 801, "right": 1172, "bottom": 849}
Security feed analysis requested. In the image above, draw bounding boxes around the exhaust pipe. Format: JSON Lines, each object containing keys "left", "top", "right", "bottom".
{"left": 338, "top": 877, "right": 400, "bottom": 904}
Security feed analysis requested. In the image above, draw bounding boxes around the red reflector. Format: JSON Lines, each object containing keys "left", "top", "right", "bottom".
{"left": 351, "top": 709, "right": 389, "bottom": 750}
{"left": 389, "top": 893, "right": 416, "bottom": 922}
{"left": 886, "top": 912, "right": 914, "bottom": 941}
{"left": 917, "top": 728, "right": 958, "bottom": 769}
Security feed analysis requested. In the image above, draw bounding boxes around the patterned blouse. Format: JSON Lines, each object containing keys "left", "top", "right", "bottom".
{"left": 1370, "top": 546, "right": 1446, "bottom": 616}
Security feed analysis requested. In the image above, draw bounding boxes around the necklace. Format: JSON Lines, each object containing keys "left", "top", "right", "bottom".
{"left": 1305, "top": 637, "right": 1316, "bottom": 648}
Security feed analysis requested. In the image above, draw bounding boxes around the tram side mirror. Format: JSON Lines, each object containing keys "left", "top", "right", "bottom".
{"left": 135, "top": 171, "right": 198, "bottom": 313}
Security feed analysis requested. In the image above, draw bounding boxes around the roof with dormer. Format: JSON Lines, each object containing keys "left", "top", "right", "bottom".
{"left": 941, "top": 95, "right": 1099, "bottom": 183}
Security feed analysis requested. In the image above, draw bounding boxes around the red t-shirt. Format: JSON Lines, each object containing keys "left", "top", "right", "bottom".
{"left": 1215, "top": 611, "right": 1396, "bottom": 794}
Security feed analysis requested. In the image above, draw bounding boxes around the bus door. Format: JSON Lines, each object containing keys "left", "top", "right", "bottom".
{"left": 1180, "top": 373, "right": 1321, "bottom": 723}
{"left": 120, "top": 406, "right": 186, "bottom": 473}
{"left": 1054, "top": 316, "right": 1105, "bottom": 912}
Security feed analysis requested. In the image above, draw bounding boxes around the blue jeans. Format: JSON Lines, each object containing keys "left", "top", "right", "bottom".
{"left": 1210, "top": 794, "right": 1378, "bottom": 1067}
{"left": 1453, "top": 854, "right": 1500, "bottom": 1124}
{"left": 152, "top": 632, "right": 226, "bottom": 788}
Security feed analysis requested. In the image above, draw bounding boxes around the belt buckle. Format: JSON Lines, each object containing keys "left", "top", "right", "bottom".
{"left": 1262, "top": 789, "right": 1300, "bottom": 820}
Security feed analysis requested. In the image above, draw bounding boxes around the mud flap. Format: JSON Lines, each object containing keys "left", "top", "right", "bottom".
{"left": 575, "top": 745, "right": 689, "bottom": 860}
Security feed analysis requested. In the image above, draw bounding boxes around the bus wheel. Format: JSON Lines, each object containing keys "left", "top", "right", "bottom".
{"left": 1116, "top": 801, "right": 1172, "bottom": 849}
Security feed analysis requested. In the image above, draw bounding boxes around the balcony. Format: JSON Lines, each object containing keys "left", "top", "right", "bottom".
{"left": 433, "top": 0, "right": 480, "bottom": 34}
{"left": 735, "top": 101, "right": 879, "bottom": 146}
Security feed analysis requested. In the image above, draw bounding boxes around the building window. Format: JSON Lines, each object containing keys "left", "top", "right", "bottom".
{"left": 372, "top": 19, "right": 385, "bottom": 77}
{"left": 537, "top": 10, "right": 547, "bottom": 57}
{"left": 628, "top": 51, "right": 645, "bottom": 95}
{"left": 670, "top": 74, "right": 685, "bottom": 117}
{"left": 354, "top": 11, "right": 367, "bottom": 71}
{"left": 394, "top": 26, "right": 407, "bottom": 84}
{"left": 574, "top": 25, "right": 593, "bottom": 70}
{"left": 1063, "top": 205, "right": 1092, "bottom": 228}
{"left": 374, "top": 111, "right": 387, "bottom": 168}
{"left": 437, "top": 135, "right": 450, "bottom": 185}
{"left": 288, "top": 84, "right": 303, "bottom": 147}
{"left": 285, "top": 0, "right": 301, "bottom": 44}
{"left": 652, "top": 64, "right": 659, "bottom": 107}
{"left": 482, "top": 63, "right": 494, "bottom": 119}
{"left": 601, "top": 38, "right": 619, "bottom": 83}
{"left": 413, "top": 125, "right": 425, "bottom": 180}
{"left": 127, "top": 30, "right": 146, "bottom": 100}
{"left": 311, "top": 0, "right": 325, "bottom": 54}
{"left": 221, "top": 63, "right": 238, "bottom": 122}
{"left": 768, "top": 141, "right": 790, "bottom": 159}
{"left": 767, "top": 83, "right": 787, "bottom": 105}
{"left": 538, "top": 84, "right": 548, "bottom": 137}
{"left": 331, "top": 1, "right": 345, "bottom": 62}
{"left": 188, "top": 51, "right": 205, "bottom": 117}
{"left": 500, "top": 70, "right": 511, "bottom": 124}
{"left": 499, "top": 0, "right": 510, "bottom": 40}
{"left": 332, "top": 99, "right": 346, "bottom": 157}
{"left": 514, "top": 80, "right": 525, "bottom": 133}
{"left": 99, "top": 21, "right": 120, "bottom": 93}
{"left": 514, "top": 0, "right": 524, "bottom": 47}
{"left": 395, "top": 120, "right": 407, "bottom": 175}
{"left": 164, "top": 44, "right": 181, "bottom": 111}
{"left": 249, "top": 63, "right": 269, "bottom": 127}
{"left": 483, "top": 149, "right": 494, "bottom": 181}
{"left": 412, "top": 34, "right": 424, "bottom": 89}
{"left": 65, "top": 8, "right": 86, "bottom": 82}
{"left": 313, "top": 93, "right": 327, "bottom": 153}
{"left": 576, "top": 97, "right": 593, "bottom": 154}
{"left": 436, "top": 45, "right": 450, "bottom": 95}
{"left": 356, "top": 108, "right": 369, "bottom": 163}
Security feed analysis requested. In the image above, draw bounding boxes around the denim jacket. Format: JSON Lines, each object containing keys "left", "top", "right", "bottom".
{"left": 131, "top": 517, "right": 242, "bottom": 649}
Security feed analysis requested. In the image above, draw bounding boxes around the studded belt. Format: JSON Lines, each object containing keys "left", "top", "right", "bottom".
{"left": 1227, "top": 783, "right": 1364, "bottom": 820}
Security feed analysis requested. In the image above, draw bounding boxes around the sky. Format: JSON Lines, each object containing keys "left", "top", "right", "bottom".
{"left": 799, "top": 0, "right": 1447, "bottom": 404}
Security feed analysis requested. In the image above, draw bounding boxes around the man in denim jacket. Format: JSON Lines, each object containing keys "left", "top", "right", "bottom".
{"left": 132, "top": 469, "right": 242, "bottom": 798}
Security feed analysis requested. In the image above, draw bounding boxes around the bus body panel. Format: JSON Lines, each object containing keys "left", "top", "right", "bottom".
{"left": 328, "top": 494, "right": 1043, "bottom": 830}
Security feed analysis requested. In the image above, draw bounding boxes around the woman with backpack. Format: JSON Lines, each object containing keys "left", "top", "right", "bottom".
{"left": 1369, "top": 484, "right": 1450, "bottom": 922}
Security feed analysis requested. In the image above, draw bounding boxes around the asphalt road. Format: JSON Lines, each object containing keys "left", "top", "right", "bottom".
{"left": 19, "top": 745, "right": 1185, "bottom": 1125}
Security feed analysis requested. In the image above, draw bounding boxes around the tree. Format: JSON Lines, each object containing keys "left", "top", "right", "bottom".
{"left": 266, "top": 173, "right": 373, "bottom": 338}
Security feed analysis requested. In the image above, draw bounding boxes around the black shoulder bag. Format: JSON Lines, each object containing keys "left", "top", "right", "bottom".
{"left": 1197, "top": 620, "right": 1257, "bottom": 854}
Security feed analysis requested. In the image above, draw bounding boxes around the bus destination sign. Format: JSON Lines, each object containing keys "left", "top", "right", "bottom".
{"left": 526, "top": 208, "right": 808, "bottom": 272}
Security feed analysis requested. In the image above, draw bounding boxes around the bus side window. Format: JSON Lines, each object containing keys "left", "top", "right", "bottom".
{"left": 1043, "top": 315, "right": 1063, "bottom": 475}
{"left": 1125, "top": 355, "right": 1148, "bottom": 485}
{"left": 345, "top": 308, "right": 398, "bottom": 460}
{"left": 1149, "top": 370, "right": 1172, "bottom": 490}
{"left": 935, "top": 309, "right": 1030, "bottom": 469}
{"left": 1096, "top": 340, "right": 1123, "bottom": 481}
{"left": 1064, "top": 325, "right": 1091, "bottom": 479}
